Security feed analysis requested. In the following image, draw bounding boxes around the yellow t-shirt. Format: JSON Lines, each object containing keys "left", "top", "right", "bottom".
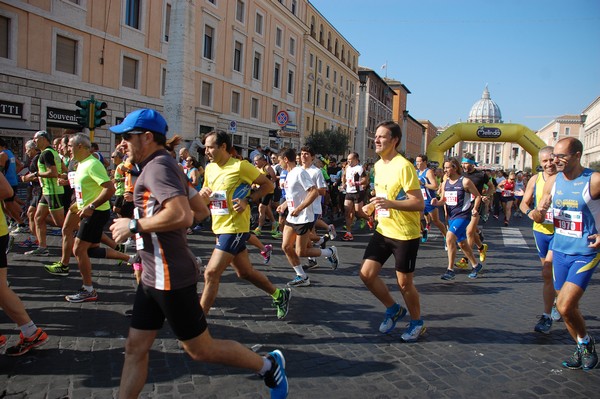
{"left": 373, "top": 153, "right": 422, "bottom": 241}
{"left": 0, "top": 201, "right": 7, "bottom": 237}
{"left": 204, "top": 157, "right": 260, "bottom": 234}
{"left": 533, "top": 172, "right": 554, "bottom": 235}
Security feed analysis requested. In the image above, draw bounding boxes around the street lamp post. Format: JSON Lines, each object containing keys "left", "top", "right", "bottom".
{"left": 357, "top": 72, "right": 368, "bottom": 161}
{"left": 402, "top": 109, "right": 409, "bottom": 155}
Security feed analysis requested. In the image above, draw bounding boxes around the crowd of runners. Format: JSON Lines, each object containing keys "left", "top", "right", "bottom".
{"left": 1, "top": 109, "right": 598, "bottom": 398}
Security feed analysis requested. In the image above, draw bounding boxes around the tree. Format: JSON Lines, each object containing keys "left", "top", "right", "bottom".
{"left": 304, "top": 128, "right": 349, "bottom": 157}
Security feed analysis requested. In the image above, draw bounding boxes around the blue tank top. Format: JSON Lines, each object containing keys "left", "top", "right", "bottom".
{"left": 279, "top": 169, "right": 288, "bottom": 197}
{"left": 550, "top": 168, "right": 600, "bottom": 255}
{"left": 2, "top": 149, "right": 18, "bottom": 186}
{"left": 417, "top": 169, "right": 436, "bottom": 205}
{"left": 444, "top": 176, "right": 472, "bottom": 220}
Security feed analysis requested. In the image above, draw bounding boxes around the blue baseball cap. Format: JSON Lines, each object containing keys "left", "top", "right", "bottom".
{"left": 109, "top": 109, "right": 168, "bottom": 136}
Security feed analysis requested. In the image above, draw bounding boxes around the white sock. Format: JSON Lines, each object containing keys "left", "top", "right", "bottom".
{"left": 578, "top": 334, "right": 590, "bottom": 344}
{"left": 259, "top": 357, "right": 272, "bottom": 376}
{"left": 83, "top": 284, "right": 94, "bottom": 292}
{"left": 19, "top": 321, "right": 37, "bottom": 338}
{"left": 315, "top": 237, "right": 324, "bottom": 246}
{"left": 292, "top": 265, "right": 306, "bottom": 277}
{"left": 320, "top": 248, "right": 333, "bottom": 257}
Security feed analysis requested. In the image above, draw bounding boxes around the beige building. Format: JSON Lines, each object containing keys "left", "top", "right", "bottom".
{"left": 581, "top": 96, "right": 600, "bottom": 167}
{"left": 536, "top": 114, "right": 584, "bottom": 149}
{"left": 0, "top": 0, "right": 359, "bottom": 162}
{"left": 302, "top": 3, "right": 359, "bottom": 152}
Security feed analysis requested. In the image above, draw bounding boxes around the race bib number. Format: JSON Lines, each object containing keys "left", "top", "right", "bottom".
{"left": 74, "top": 184, "right": 84, "bottom": 209}
{"left": 134, "top": 208, "right": 144, "bottom": 250}
{"left": 375, "top": 192, "right": 389, "bottom": 218}
{"left": 209, "top": 190, "right": 229, "bottom": 215}
{"left": 445, "top": 191, "right": 458, "bottom": 206}
{"left": 68, "top": 171, "right": 76, "bottom": 189}
{"left": 421, "top": 188, "right": 428, "bottom": 200}
{"left": 553, "top": 209, "right": 583, "bottom": 238}
{"left": 502, "top": 190, "right": 512, "bottom": 197}
{"left": 285, "top": 196, "right": 295, "bottom": 212}
{"left": 543, "top": 210, "right": 554, "bottom": 225}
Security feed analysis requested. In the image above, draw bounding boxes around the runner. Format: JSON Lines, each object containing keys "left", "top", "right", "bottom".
{"left": 359, "top": 121, "right": 426, "bottom": 342}
{"left": 109, "top": 109, "right": 288, "bottom": 398}
{"left": 341, "top": 152, "right": 372, "bottom": 241}
{"left": 415, "top": 154, "right": 446, "bottom": 243}
{"left": 497, "top": 172, "right": 516, "bottom": 226}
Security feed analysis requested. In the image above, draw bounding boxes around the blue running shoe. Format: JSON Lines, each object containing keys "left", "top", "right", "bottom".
{"left": 379, "top": 304, "right": 407, "bottom": 334}
{"left": 401, "top": 320, "right": 426, "bottom": 342}
{"left": 421, "top": 228, "right": 428, "bottom": 243}
{"left": 468, "top": 263, "right": 483, "bottom": 279}
{"left": 264, "top": 350, "right": 288, "bottom": 399}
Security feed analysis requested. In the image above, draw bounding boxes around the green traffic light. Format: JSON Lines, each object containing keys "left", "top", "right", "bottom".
{"left": 75, "top": 99, "right": 90, "bottom": 128}
{"left": 94, "top": 100, "right": 108, "bottom": 128}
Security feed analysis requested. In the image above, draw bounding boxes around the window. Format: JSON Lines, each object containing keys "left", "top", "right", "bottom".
{"left": 272, "top": 104, "right": 278, "bottom": 123}
{"left": 55, "top": 35, "right": 77, "bottom": 74}
{"left": 289, "top": 37, "right": 295, "bottom": 56}
{"left": 253, "top": 51, "right": 261, "bottom": 80}
{"left": 164, "top": 3, "right": 171, "bottom": 41}
{"left": 125, "top": 0, "right": 141, "bottom": 29}
{"left": 231, "top": 91, "right": 241, "bottom": 114}
{"left": 273, "top": 62, "right": 280, "bottom": 89}
{"left": 309, "top": 53, "right": 314, "bottom": 68}
{"left": 233, "top": 41, "right": 243, "bottom": 72}
{"left": 251, "top": 98, "right": 259, "bottom": 119}
{"left": 316, "top": 89, "right": 321, "bottom": 106}
{"left": 326, "top": 65, "right": 329, "bottom": 79}
{"left": 332, "top": 97, "right": 336, "bottom": 113}
{"left": 0, "top": 16, "right": 8, "bottom": 59}
{"left": 565, "top": 127, "right": 571, "bottom": 136}
{"left": 287, "top": 70, "right": 294, "bottom": 94}
{"left": 255, "top": 13, "right": 263, "bottom": 35}
{"left": 208, "top": 0, "right": 216, "bottom": 4}
{"left": 307, "top": 84, "right": 312, "bottom": 103}
{"left": 161, "top": 67, "right": 167, "bottom": 96}
{"left": 201, "top": 81, "right": 212, "bottom": 107}
{"left": 122, "top": 56, "right": 138, "bottom": 89}
{"left": 333, "top": 70, "right": 337, "bottom": 83}
{"left": 203, "top": 25, "right": 214, "bottom": 60}
{"left": 236, "top": 0, "right": 245, "bottom": 23}
{"left": 275, "top": 27, "right": 282, "bottom": 47}
{"left": 318, "top": 59, "right": 322, "bottom": 73}
{"left": 291, "top": 0, "right": 297, "bottom": 15}
{"left": 324, "top": 93, "right": 328, "bottom": 110}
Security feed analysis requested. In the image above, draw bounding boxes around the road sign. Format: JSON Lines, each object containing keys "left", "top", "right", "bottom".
{"left": 276, "top": 110, "right": 289, "bottom": 127}
{"left": 229, "top": 120, "right": 237, "bottom": 133}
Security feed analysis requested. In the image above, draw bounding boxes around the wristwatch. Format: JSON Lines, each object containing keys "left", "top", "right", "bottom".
{"left": 129, "top": 219, "right": 139, "bottom": 234}
{"left": 88, "top": 203, "right": 96, "bottom": 211}
{"left": 525, "top": 209, "right": 532, "bottom": 215}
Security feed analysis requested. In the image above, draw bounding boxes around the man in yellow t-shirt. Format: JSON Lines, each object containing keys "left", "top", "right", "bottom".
{"left": 359, "top": 121, "right": 426, "bottom": 342}
{"left": 198, "top": 130, "right": 291, "bottom": 319}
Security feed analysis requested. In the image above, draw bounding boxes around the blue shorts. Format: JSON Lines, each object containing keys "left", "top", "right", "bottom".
{"left": 448, "top": 218, "right": 470, "bottom": 243}
{"left": 424, "top": 203, "right": 436, "bottom": 215}
{"left": 216, "top": 233, "right": 250, "bottom": 256}
{"left": 533, "top": 231, "right": 553, "bottom": 259}
{"left": 552, "top": 251, "right": 600, "bottom": 291}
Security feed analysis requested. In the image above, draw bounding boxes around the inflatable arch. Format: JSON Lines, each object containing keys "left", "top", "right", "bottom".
{"left": 425, "top": 123, "right": 546, "bottom": 170}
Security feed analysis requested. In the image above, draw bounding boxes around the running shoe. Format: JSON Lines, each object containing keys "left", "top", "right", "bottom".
{"left": 261, "top": 244, "right": 273, "bottom": 264}
{"left": 6, "top": 234, "right": 14, "bottom": 254}
{"left": 4, "top": 328, "right": 49, "bottom": 356}
{"left": 253, "top": 227, "right": 262, "bottom": 236}
{"left": 379, "top": 304, "right": 407, "bottom": 334}
{"left": 455, "top": 257, "right": 469, "bottom": 269}
{"left": 17, "top": 237, "right": 38, "bottom": 248}
{"left": 551, "top": 306, "right": 562, "bottom": 322}
{"left": 319, "top": 234, "right": 330, "bottom": 249}
{"left": 342, "top": 232, "right": 353, "bottom": 241}
{"left": 468, "top": 263, "right": 484, "bottom": 279}
{"left": 401, "top": 320, "right": 426, "bottom": 342}
{"left": 264, "top": 350, "right": 288, "bottom": 399}
{"left": 287, "top": 275, "right": 310, "bottom": 287}
{"left": 25, "top": 247, "right": 49, "bottom": 256}
{"left": 367, "top": 216, "right": 374, "bottom": 230}
{"left": 273, "top": 288, "right": 291, "bottom": 320}
{"left": 328, "top": 224, "right": 337, "bottom": 240}
{"left": 44, "top": 261, "right": 69, "bottom": 277}
{"left": 115, "top": 243, "right": 126, "bottom": 253}
{"left": 563, "top": 345, "right": 583, "bottom": 369}
{"left": 534, "top": 315, "right": 552, "bottom": 334}
{"left": 359, "top": 219, "right": 366, "bottom": 229}
{"left": 305, "top": 257, "right": 318, "bottom": 270}
{"left": 326, "top": 246, "right": 339, "bottom": 270}
{"left": 504, "top": 220, "right": 509, "bottom": 227}
{"left": 0, "top": 334, "right": 6, "bottom": 350}
{"left": 65, "top": 288, "right": 98, "bottom": 303}
{"left": 481, "top": 213, "right": 489, "bottom": 223}
{"left": 421, "top": 228, "right": 428, "bottom": 243}
{"left": 581, "top": 337, "right": 598, "bottom": 370}
{"left": 479, "top": 244, "right": 488, "bottom": 263}
{"left": 271, "top": 231, "right": 283, "bottom": 239}
{"left": 441, "top": 269, "right": 456, "bottom": 281}
{"left": 12, "top": 225, "right": 30, "bottom": 234}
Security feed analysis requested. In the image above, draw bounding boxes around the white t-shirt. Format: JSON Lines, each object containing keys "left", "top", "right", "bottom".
{"left": 284, "top": 167, "right": 316, "bottom": 224}
{"left": 345, "top": 164, "right": 364, "bottom": 193}
{"left": 304, "top": 164, "right": 326, "bottom": 215}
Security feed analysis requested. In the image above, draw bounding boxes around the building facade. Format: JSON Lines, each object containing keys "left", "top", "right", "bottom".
{"left": 581, "top": 96, "right": 600, "bottom": 167}
{"left": 0, "top": 0, "right": 359, "bottom": 162}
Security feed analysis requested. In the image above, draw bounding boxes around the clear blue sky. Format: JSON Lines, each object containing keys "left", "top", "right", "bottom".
{"left": 309, "top": 0, "right": 600, "bottom": 130}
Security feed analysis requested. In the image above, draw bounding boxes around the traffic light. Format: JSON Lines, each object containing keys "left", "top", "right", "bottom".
{"left": 93, "top": 100, "right": 108, "bottom": 129}
{"left": 75, "top": 99, "right": 90, "bottom": 128}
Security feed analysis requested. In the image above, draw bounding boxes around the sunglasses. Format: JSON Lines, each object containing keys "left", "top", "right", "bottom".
{"left": 122, "top": 131, "right": 146, "bottom": 140}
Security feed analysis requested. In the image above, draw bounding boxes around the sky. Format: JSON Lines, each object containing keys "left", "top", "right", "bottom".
{"left": 309, "top": 0, "right": 600, "bottom": 130}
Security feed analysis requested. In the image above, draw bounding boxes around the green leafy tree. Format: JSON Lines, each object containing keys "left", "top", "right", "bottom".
{"left": 304, "top": 129, "right": 349, "bottom": 157}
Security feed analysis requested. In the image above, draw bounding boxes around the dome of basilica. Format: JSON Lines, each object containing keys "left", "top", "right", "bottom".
{"left": 468, "top": 85, "right": 503, "bottom": 124}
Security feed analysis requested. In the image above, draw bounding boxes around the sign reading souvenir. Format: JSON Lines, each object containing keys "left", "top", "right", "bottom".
{"left": 46, "top": 107, "right": 79, "bottom": 128}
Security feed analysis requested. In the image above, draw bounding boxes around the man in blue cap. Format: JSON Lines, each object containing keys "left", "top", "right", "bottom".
{"left": 109, "top": 109, "right": 288, "bottom": 399}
